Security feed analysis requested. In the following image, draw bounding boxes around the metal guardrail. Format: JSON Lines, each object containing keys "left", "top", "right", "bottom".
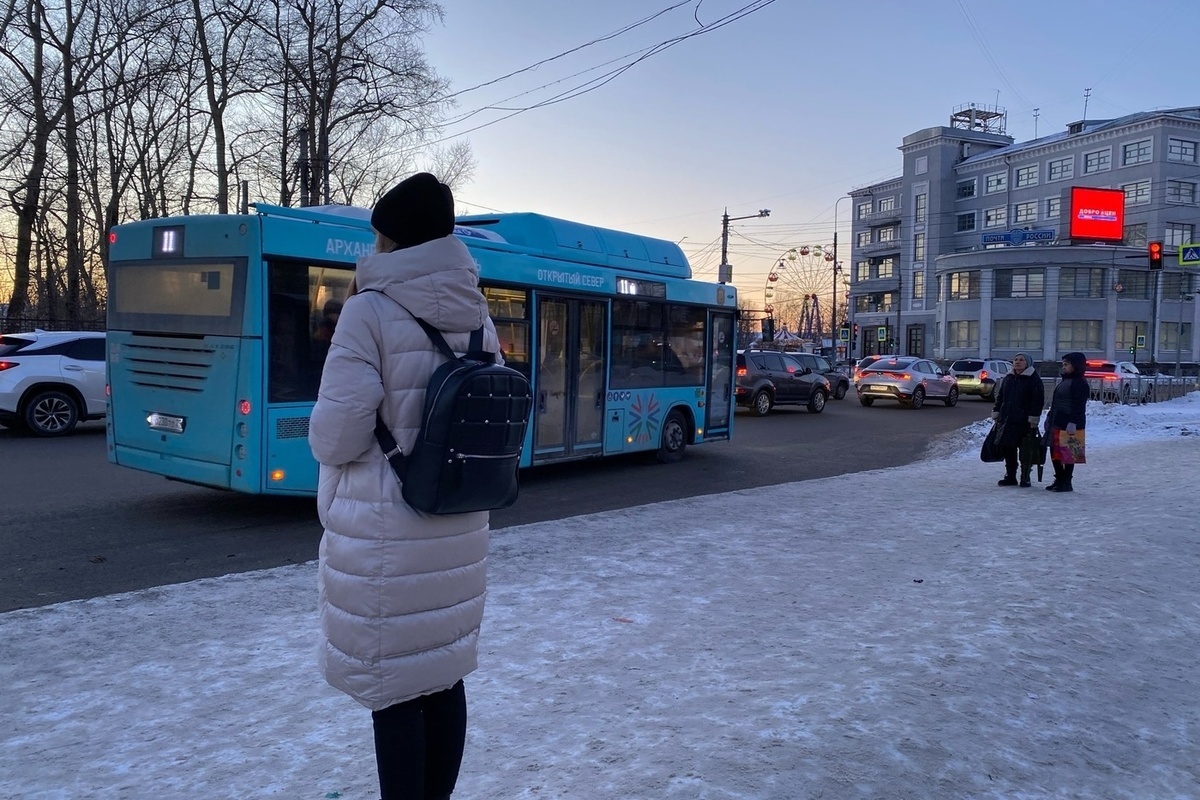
{"left": 1041, "top": 374, "right": 1200, "bottom": 406}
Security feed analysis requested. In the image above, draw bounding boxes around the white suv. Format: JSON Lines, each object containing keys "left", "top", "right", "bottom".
{"left": 0, "top": 330, "right": 107, "bottom": 436}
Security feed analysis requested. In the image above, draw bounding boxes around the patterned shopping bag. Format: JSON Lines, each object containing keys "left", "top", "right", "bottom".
{"left": 1053, "top": 429, "right": 1086, "bottom": 464}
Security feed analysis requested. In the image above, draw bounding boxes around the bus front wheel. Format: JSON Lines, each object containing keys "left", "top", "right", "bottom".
{"left": 656, "top": 409, "right": 688, "bottom": 464}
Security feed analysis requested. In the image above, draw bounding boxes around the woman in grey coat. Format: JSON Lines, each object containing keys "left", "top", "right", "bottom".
{"left": 309, "top": 173, "right": 501, "bottom": 800}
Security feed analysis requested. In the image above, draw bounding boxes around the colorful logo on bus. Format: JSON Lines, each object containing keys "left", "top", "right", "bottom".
{"left": 628, "top": 392, "right": 662, "bottom": 443}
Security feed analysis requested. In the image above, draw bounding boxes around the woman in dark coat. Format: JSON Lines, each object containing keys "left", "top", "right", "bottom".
{"left": 1045, "top": 351, "right": 1089, "bottom": 492}
{"left": 991, "top": 352, "right": 1045, "bottom": 487}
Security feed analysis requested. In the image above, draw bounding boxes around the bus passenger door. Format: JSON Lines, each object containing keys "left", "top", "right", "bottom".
{"left": 706, "top": 311, "right": 735, "bottom": 434}
{"left": 534, "top": 296, "right": 607, "bottom": 460}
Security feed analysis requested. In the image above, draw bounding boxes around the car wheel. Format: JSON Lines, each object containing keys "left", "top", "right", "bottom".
{"left": 656, "top": 409, "right": 688, "bottom": 464}
{"left": 23, "top": 389, "right": 80, "bottom": 436}
{"left": 859, "top": 396, "right": 874, "bottom": 407}
{"left": 751, "top": 389, "right": 772, "bottom": 417}
{"left": 808, "top": 389, "right": 827, "bottom": 414}
{"left": 834, "top": 381, "right": 847, "bottom": 400}
{"left": 1144, "top": 384, "right": 1156, "bottom": 403}
{"left": 910, "top": 386, "right": 925, "bottom": 409}
{"left": 1120, "top": 385, "right": 1131, "bottom": 404}
{"left": 944, "top": 386, "right": 959, "bottom": 407}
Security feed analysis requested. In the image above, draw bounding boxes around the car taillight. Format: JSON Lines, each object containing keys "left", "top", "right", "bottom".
{"left": 979, "top": 370, "right": 989, "bottom": 381}
{"left": 0, "top": 361, "right": 17, "bottom": 372}
{"left": 736, "top": 367, "right": 747, "bottom": 377}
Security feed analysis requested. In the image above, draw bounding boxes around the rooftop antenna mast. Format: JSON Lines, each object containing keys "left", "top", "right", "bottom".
{"left": 1083, "top": 88, "right": 1092, "bottom": 123}
{"left": 1033, "top": 107, "right": 1040, "bottom": 138}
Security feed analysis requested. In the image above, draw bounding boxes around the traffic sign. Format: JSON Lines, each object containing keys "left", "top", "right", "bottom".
{"left": 1136, "top": 334, "right": 1146, "bottom": 348}
{"left": 877, "top": 325, "right": 887, "bottom": 342}
{"left": 1181, "top": 243, "right": 1200, "bottom": 265}
{"left": 839, "top": 326, "right": 851, "bottom": 342}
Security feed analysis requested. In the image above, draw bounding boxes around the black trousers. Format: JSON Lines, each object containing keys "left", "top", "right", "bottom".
{"left": 372, "top": 680, "right": 467, "bottom": 800}
{"left": 1002, "top": 446, "right": 1031, "bottom": 477}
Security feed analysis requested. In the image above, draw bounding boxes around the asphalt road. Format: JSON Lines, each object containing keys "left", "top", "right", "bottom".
{"left": 0, "top": 395, "right": 993, "bottom": 611}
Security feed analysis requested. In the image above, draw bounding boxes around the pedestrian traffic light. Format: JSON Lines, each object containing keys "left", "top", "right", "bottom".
{"left": 1148, "top": 240, "right": 1164, "bottom": 270}
{"left": 1129, "top": 345, "right": 1136, "bottom": 355}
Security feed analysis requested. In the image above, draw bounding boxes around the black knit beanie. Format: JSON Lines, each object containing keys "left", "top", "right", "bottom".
{"left": 370, "top": 173, "right": 455, "bottom": 251}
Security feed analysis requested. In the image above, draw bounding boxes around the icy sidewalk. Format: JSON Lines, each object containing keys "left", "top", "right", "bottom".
{"left": 2, "top": 397, "right": 1199, "bottom": 800}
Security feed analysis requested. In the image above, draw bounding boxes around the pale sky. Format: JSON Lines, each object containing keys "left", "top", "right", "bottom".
{"left": 421, "top": 0, "right": 1195, "bottom": 302}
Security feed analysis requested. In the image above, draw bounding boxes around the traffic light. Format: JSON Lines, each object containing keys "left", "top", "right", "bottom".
{"left": 1148, "top": 240, "right": 1164, "bottom": 270}
{"left": 853, "top": 323, "right": 859, "bottom": 337}
{"left": 762, "top": 317, "right": 775, "bottom": 342}
{"left": 1129, "top": 345, "right": 1136, "bottom": 355}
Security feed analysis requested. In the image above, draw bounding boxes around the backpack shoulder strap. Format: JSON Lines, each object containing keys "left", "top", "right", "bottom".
{"left": 358, "top": 288, "right": 461, "bottom": 362}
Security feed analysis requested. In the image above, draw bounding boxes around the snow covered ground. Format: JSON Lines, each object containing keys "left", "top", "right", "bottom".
{"left": 4, "top": 396, "right": 1200, "bottom": 799}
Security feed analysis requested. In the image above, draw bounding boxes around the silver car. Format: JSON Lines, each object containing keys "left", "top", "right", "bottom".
{"left": 949, "top": 358, "right": 1012, "bottom": 401}
{"left": 856, "top": 356, "right": 959, "bottom": 409}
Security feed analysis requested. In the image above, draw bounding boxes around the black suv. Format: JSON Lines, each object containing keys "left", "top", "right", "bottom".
{"left": 735, "top": 349, "right": 830, "bottom": 416}
{"left": 788, "top": 352, "right": 850, "bottom": 400}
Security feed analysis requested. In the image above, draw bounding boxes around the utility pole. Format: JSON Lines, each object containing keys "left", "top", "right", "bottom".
{"left": 718, "top": 207, "right": 771, "bottom": 283}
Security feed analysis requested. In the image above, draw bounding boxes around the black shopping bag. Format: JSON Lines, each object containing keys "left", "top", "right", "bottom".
{"left": 980, "top": 420, "right": 1005, "bottom": 463}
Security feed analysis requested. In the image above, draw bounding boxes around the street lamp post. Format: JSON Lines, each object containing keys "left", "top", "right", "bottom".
{"left": 719, "top": 207, "right": 771, "bottom": 283}
{"left": 832, "top": 195, "right": 850, "bottom": 366}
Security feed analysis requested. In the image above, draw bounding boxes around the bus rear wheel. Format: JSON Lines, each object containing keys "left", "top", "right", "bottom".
{"left": 656, "top": 409, "right": 688, "bottom": 464}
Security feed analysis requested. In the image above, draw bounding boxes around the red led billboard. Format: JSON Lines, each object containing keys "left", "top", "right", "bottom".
{"left": 1068, "top": 187, "right": 1126, "bottom": 242}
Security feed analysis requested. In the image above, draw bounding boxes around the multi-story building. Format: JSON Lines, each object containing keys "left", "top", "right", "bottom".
{"left": 848, "top": 104, "right": 1200, "bottom": 367}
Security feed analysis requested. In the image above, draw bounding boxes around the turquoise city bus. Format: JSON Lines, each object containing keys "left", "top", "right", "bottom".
{"left": 105, "top": 204, "right": 738, "bottom": 495}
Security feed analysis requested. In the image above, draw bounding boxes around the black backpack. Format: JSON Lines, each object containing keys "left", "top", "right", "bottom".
{"left": 373, "top": 313, "right": 532, "bottom": 515}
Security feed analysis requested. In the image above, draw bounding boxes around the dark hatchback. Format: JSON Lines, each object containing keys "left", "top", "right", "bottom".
{"left": 735, "top": 349, "right": 830, "bottom": 416}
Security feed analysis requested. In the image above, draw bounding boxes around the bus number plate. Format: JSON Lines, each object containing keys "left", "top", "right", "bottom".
{"left": 147, "top": 413, "right": 185, "bottom": 433}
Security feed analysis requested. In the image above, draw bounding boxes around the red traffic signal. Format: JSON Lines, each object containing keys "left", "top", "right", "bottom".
{"left": 1148, "top": 241, "right": 1164, "bottom": 270}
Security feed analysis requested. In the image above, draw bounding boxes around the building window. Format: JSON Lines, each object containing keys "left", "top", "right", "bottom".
{"left": 1168, "top": 138, "right": 1197, "bottom": 163}
{"left": 1161, "top": 322, "right": 1194, "bottom": 353}
{"left": 946, "top": 320, "right": 979, "bottom": 349}
{"left": 1167, "top": 180, "right": 1196, "bottom": 204}
{"left": 914, "top": 193, "right": 927, "bottom": 224}
{"left": 915, "top": 155, "right": 928, "bottom": 174}
{"left": 1163, "top": 271, "right": 1196, "bottom": 300}
{"left": 1013, "top": 201, "right": 1038, "bottom": 224}
{"left": 1014, "top": 165, "right": 1038, "bottom": 188}
{"left": 1123, "top": 180, "right": 1150, "bottom": 206}
{"left": 912, "top": 270, "right": 924, "bottom": 299}
{"left": 956, "top": 179, "right": 977, "bottom": 200}
{"left": 1058, "top": 319, "right": 1103, "bottom": 351}
{"left": 856, "top": 201, "right": 871, "bottom": 219}
{"left": 947, "top": 270, "right": 980, "bottom": 300}
{"left": 984, "top": 207, "right": 1007, "bottom": 228}
{"left": 985, "top": 173, "right": 1007, "bottom": 194}
{"left": 855, "top": 292, "right": 895, "bottom": 313}
{"left": 1084, "top": 149, "right": 1111, "bottom": 174}
{"left": 1047, "top": 157, "right": 1073, "bottom": 181}
{"left": 857, "top": 231, "right": 871, "bottom": 247}
{"left": 1122, "top": 139, "right": 1153, "bottom": 166}
{"left": 876, "top": 257, "right": 896, "bottom": 279}
{"left": 878, "top": 196, "right": 896, "bottom": 212}
{"left": 1114, "top": 320, "right": 1141, "bottom": 352}
{"left": 1165, "top": 223, "right": 1195, "bottom": 248}
{"left": 993, "top": 319, "right": 1043, "bottom": 349}
{"left": 1117, "top": 269, "right": 1151, "bottom": 300}
{"left": 1124, "top": 223, "right": 1148, "bottom": 247}
{"left": 878, "top": 225, "right": 898, "bottom": 242}
{"left": 956, "top": 212, "right": 977, "bottom": 232}
{"left": 995, "top": 268, "right": 1045, "bottom": 299}
{"left": 1045, "top": 197, "right": 1061, "bottom": 219}
{"left": 913, "top": 232, "right": 925, "bottom": 261}
{"left": 1059, "top": 267, "right": 1105, "bottom": 298}
{"left": 855, "top": 261, "right": 870, "bottom": 281}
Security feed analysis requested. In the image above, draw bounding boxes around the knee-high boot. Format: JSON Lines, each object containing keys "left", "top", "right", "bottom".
{"left": 1055, "top": 463, "right": 1074, "bottom": 493}
{"left": 1046, "top": 460, "right": 1062, "bottom": 491}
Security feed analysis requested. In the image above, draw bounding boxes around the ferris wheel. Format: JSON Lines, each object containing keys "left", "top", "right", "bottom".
{"left": 763, "top": 246, "right": 835, "bottom": 337}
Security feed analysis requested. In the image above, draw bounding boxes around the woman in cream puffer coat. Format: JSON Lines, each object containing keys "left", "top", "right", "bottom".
{"left": 309, "top": 173, "right": 500, "bottom": 800}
